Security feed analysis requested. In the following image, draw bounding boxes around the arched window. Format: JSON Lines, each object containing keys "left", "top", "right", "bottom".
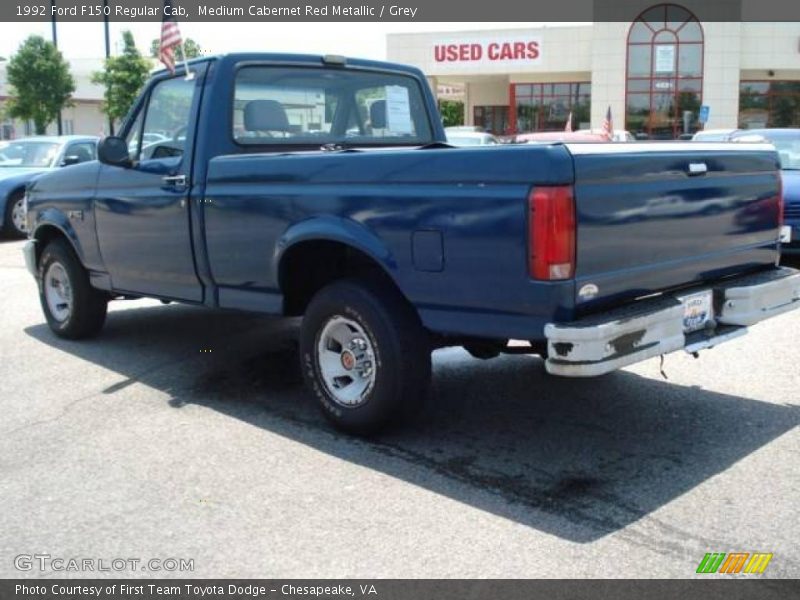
{"left": 625, "top": 4, "right": 703, "bottom": 139}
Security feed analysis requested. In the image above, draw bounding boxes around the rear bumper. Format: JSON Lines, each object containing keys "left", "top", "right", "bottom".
{"left": 544, "top": 267, "right": 800, "bottom": 377}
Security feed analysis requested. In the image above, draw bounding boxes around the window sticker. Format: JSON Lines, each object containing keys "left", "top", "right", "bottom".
{"left": 385, "top": 85, "right": 413, "bottom": 135}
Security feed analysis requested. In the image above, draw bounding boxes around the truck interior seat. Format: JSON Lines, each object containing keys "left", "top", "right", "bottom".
{"left": 244, "top": 100, "right": 291, "bottom": 134}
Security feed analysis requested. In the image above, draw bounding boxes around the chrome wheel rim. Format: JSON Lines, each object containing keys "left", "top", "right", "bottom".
{"left": 44, "top": 262, "right": 72, "bottom": 322}
{"left": 316, "top": 315, "right": 376, "bottom": 407}
{"left": 11, "top": 197, "right": 27, "bottom": 233}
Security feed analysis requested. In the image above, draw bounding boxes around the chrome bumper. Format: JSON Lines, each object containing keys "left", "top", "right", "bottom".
{"left": 545, "top": 267, "right": 800, "bottom": 377}
{"left": 22, "top": 240, "right": 37, "bottom": 278}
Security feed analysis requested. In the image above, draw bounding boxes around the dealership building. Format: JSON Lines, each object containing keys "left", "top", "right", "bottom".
{"left": 387, "top": 4, "right": 800, "bottom": 138}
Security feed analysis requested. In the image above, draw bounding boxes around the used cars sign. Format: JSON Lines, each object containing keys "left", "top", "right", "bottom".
{"left": 433, "top": 36, "right": 542, "bottom": 67}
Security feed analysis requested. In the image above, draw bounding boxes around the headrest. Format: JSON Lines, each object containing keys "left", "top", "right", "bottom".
{"left": 244, "top": 100, "right": 290, "bottom": 132}
{"left": 370, "top": 100, "right": 386, "bottom": 129}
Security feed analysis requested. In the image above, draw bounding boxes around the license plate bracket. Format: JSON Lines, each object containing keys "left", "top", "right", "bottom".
{"left": 679, "top": 290, "right": 714, "bottom": 333}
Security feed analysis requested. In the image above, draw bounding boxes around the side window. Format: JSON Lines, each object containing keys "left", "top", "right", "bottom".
{"left": 125, "top": 108, "right": 145, "bottom": 161}
{"left": 63, "top": 142, "right": 96, "bottom": 164}
{"left": 138, "top": 76, "right": 196, "bottom": 161}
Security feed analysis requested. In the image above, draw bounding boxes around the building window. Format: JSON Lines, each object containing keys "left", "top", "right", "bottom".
{"left": 473, "top": 105, "right": 509, "bottom": 135}
{"left": 511, "top": 82, "right": 591, "bottom": 133}
{"left": 625, "top": 4, "right": 703, "bottom": 139}
{"left": 0, "top": 121, "right": 14, "bottom": 140}
{"left": 739, "top": 81, "right": 800, "bottom": 128}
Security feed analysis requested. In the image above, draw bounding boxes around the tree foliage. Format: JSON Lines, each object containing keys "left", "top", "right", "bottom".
{"left": 92, "top": 30, "right": 151, "bottom": 123}
{"left": 438, "top": 100, "right": 464, "bottom": 128}
{"left": 6, "top": 36, "right": 75, "bottom": 135}
{"left": 149, "top": 37, "right": 203, "bottom": 61}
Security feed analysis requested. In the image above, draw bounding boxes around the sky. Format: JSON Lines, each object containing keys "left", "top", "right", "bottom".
{"left": 0, "top": 21, "right": 558, "bottom": 61}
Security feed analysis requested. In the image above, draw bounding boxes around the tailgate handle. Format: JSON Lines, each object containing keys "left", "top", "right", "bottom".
{"left": 688, "top": 162, "right": 708, "bottom": 176}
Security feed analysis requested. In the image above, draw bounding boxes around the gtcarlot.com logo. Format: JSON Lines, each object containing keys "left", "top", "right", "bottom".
{"left": 696, "top": 552, "right": 773, "bottom": 574}
{"left": 14, "top": 554, "right": 194, "bottom": 573}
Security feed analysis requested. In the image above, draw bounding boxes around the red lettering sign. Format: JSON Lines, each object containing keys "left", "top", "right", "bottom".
{"left": 434, "top": 40, "right": 540, "bottom": 63}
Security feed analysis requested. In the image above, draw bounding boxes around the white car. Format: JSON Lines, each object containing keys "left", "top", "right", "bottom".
{"left": 692, "top": 129, "right": 739, "bottom": 141}
{"left": 444, "top": 126, "right": 486, "bottom": 134}
{"left": 446, "top": 131, "right": 499, "bottom": 146}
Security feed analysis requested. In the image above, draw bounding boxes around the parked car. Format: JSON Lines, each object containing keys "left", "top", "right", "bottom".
{"left": 0, "top": 136, "right": 98, "bottom": 237}
{"left": 444, "top": 126, "right": 486, "bottom": 133}
{"left": 576, "top": 129, "right": 636, "bottom": 142}
{"left": 516, "top": 131, "right": 608, "bottom": 143}
{"left": 691, "top": 128, "right": 739, "bottom": 142}
{"left": 23, "top": 53, "right": 800, "bottom": 434}
{"left": 445, "top": 131, "right": 499, "bottom": 146}
{"left": 730, "top": 128, "right": 800, "bottom": 254}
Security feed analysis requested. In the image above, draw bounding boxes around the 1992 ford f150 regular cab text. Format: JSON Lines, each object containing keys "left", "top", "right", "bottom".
{"left": 22, "top": 53, "right": 800, "bottom": 433}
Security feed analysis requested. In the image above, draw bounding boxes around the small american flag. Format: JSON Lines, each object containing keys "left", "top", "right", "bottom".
{"left": 601, "top": 105, "right": 614, "bottom": 141}
{"left": 159, "top": 0, "right": 182, "bottom": 73}
{"left": 564, "top": 111, "right": 573, "bottom": 133}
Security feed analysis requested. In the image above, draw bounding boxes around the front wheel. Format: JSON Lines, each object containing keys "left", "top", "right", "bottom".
{"left": 38, "top": 239, "right": 108, "bottom": 339}
{"left": 4, "top": 191, "right": 27, "bottom": 238}
{"left": 300, "top": 279, "right": 431, "bottom": 435}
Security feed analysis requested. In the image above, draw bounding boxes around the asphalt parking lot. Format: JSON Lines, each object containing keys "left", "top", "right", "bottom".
{"left": 0, "top": 238, "right": 798, "bottom": 578}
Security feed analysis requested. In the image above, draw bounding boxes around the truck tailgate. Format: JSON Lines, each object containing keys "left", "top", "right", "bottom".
{"left": 568, "top": 143, "right": 782, "bottom": 309}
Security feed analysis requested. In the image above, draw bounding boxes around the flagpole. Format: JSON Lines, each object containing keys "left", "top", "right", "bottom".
{"left": 179, "top": 39, "right": 194, "bottom": 80}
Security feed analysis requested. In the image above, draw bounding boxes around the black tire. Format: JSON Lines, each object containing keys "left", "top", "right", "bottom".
{"left": 38, "top": 239, "right": 108, "bottom": 339}
{"left": 3, "top": 190, "right": 27, "bottom": 238}
{"left": 300, "top": 278, "right": 431, "bottom": 435}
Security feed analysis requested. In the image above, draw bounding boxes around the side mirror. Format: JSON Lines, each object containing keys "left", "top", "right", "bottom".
{"left": 60, "top": 155, "right": 80, "bottom": 167}
{"left": 97, "top": 136, "right": 132, "bottom": 167}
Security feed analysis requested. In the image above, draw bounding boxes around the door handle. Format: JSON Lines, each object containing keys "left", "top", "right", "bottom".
{"left": 688, "top": 162, "right": 708, "bottom": 176}
{"left": 162, "top": 174, "right": 188, "bottom": 187}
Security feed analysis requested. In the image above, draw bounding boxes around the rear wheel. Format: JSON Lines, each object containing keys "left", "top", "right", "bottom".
{"left": 38, "top": 239, "right": 108, "bottom": 339}
{"left": 4, "top": 191, "right": 27, "bottom": 238}
{"left": 300, "top": 279, "right": 430, "bottom": 435}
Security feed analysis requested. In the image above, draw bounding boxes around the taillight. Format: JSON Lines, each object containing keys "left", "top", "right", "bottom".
{"left": 529, "top": 185, "right": 576, "bottom": 280}
{"left": 777, "top": 172, "right": 784, "bottom": 228}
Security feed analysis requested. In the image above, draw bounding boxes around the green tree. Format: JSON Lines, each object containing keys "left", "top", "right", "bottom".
{"left": 92, "top": 30, "right": 151, "bottom": 124}
{"left": 438, "top": 100, "right": 464, "bottom": 128}
{"left": 5, "top": 36, "right": 75, "bottom": 135}
{"left": 150, "top": 37, "right": 202, "bottom": 60}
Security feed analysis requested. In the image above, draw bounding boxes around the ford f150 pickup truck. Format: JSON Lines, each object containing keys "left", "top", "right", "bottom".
{"left": 22, "top": 53, "right": 800, "bottom": 434}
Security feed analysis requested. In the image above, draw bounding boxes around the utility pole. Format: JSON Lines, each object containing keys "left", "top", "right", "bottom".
{"left": 103, "top": 0, "right": 114, "bottom": 135}
{"left": 50, "top": 0, "right": 63, "bottom": 135}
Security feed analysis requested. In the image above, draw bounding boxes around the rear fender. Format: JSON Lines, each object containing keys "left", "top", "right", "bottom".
{"left": 273, "top": 215, "right": 397, "bottom": 281}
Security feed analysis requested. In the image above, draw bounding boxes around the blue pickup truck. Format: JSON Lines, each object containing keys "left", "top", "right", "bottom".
{"left": 22, "top": 54, "right": 800, "bottom": 433}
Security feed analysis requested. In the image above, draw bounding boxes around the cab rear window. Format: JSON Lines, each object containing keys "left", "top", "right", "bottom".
{"left": 233, "top": 66, "right": 433, "bottom": 147}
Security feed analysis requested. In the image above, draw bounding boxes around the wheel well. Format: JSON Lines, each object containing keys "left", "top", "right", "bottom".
{"left": 33, "top": 224, "right": 71, "bottom": 262}
{"left": 279, "top": 240, "right": 404, "bottom": 316}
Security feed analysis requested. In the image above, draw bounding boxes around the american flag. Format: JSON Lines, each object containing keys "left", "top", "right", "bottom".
{"left": 564, "top": 111, "right": 573, "bottom": 132}
{"left": 601, "top": 105, "right": 614, "bottom": 141}
{"left": 159, "top": 0, "right": 182, "bottom": 73}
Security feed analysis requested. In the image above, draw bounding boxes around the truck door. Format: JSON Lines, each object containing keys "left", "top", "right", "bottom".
{"left": 94, "top": 65, "right": 205, "bottom": 302}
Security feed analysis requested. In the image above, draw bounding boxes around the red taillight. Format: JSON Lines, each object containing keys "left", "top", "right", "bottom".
{"left": 529, "top": 185, "right": 576, "bottom": 280}
{"left": 777, "top": 172, "right": 784, "bottom": 228}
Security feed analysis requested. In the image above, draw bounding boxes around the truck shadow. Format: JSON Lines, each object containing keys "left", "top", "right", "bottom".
{"left": 25, "top": 303, "right": 799, "bottom": 546}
